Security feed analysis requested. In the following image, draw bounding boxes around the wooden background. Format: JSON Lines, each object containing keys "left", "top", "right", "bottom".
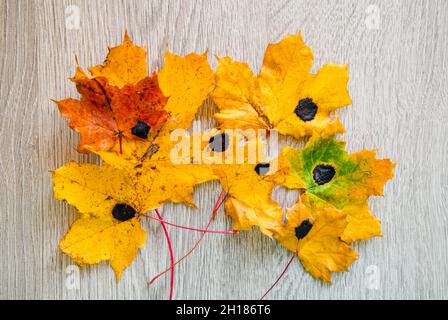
{"left": 1, "top": 0, "right": 447, "bottom": 300}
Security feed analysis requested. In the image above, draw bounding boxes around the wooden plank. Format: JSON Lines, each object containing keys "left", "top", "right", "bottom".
{"left": 0, "top": 0, "right": 447, "bottom": 299}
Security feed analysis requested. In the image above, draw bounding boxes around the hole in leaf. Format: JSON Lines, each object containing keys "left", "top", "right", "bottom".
{"left": 254, "top": 163, "right": 270, "bottom": 175}
{"left": 209, "top": 133, "right": 229, "bottom": 152}
{"left": 271, "top": 186, "right": 300, "bottom": 221}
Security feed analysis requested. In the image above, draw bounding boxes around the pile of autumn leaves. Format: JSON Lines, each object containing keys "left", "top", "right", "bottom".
{"left": 52, "top": 33, "right": 394, "bottom": 284}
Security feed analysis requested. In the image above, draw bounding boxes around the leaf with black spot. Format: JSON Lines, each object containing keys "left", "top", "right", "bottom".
{"left": 112, "top": 203, "right": 137, "bottom": 221}
{"left": 282, "top": 135, "right": 395, "bottom": 243}
{"left": 312, "top": 164, "right": 335, "bottom": 185}
{"left": 276, "top": 202, "right": 358, "bottom": 283}
{"left": 131, "top": 120, "right": 151, "bottom": 139}
{"left": 55, "top": 33, "right": 169, "bottom": 155}
{"left": 294, "top": 98, "right": 318, "bottom": 122}
{"left": 295, "top": 219, "right": 313, "bottom": 239}
{"left": 212, "top": 33, "right": 352, "bottom": 140}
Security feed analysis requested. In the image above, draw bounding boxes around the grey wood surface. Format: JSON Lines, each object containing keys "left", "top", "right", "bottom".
{"left": 1, "top": 0, "right": 447, "bottom": 300}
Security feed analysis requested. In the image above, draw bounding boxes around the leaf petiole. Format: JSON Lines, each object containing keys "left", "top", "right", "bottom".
{"left": 259, "top": 254, "right": 296, "bottom": 300}
{"left": 154, "top": 208, "right": 175, "bottom": 300}
{"left": 141, "top": 212, "right": 237, "bottom": 235}
{"left": 148, "top": 191, "right": 228, "bottom": 286}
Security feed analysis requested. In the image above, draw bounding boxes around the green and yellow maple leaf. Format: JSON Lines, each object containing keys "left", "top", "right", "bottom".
{"left": 282, "top": 135, "right": 395, "bottom": 242}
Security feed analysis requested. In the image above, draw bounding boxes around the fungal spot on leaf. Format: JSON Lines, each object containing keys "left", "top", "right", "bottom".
{"left": 295, "top": 219, "right": 313, "bottom": 239}
{"left": 294, "top": 98, "right": 318, "bottom": 122}
{"left": 112, "top": 203, "right": 137, "bottom": 221}
{"left": 209, "top": 133, "right": 229, "bottom": 152}
{"left": 131, "top": 120, "right": 151, "bottom": 139}
{"left": 313, "top": 164, "right": 336, "bottom": 185}
{"left": 254, "top": 163, "right": 270, "bottom": 175}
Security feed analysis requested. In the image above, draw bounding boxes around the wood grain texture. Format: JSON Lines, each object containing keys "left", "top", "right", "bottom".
{"left": 1, "top": 0, "right": 447, "bottom": 299}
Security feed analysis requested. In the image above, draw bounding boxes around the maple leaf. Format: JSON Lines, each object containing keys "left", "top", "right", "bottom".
{"left": 98, "top": 151, "right": 216, "bottom": 209}
{"left": 53, "top": 154, "right": 215, "bottom": 279}
{"left": 89, "top": 31, "right": 148, "bottom": 88}
{"left": 275, "top": 200, "right": 358, "bottom": 283}
{"left": 282, "top": 135, "right": 395, "bottom": 242}
{"left": 149, "top": 51, "right": 216, "bottom": 159}
{"left": 201, "top": 131, "right": 289, "bottom": 237}
{"left": 211, "top": 33, "right": 351, "bottom": 139}
{"left": 55, "top": 33, "right": 169, "bottom": 154}
{"left": 53, "top": 161, "right": 146, "bottom": 280}
{"left": 56, "top": 31, "right": 215, "bottom": 158}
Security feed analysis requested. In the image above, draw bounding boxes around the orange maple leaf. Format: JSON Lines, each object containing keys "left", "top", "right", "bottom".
{"left": 55, "top": 33, "right": 169, "bottom": 153}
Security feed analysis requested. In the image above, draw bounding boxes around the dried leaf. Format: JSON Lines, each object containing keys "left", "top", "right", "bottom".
{"left": 212, "top": 33, "right": 351, "bottom": 139}
{"left": 53, "top": 156, "right": 214, "bottom": 279}
{"left": 56, "top": 72, "right": 169, "bottom": 153}
{"left": 89, "top": 31, "right": 147, "bottom": 88}
{"left": 203, "top": 132, "right": 289, "bottom": 237}
{"left": 275, "top": 200, "right": 358, "bottom": 282}
{"left": 282, "top": 135, "right": 395, "bottom": 242}
{"left": 53, "top": 161, "right": 146, "bottom": 280}
{"left": 153, "top": 51, "right": 216, "bottom": 158}
{"left": 56, "top": 34, "right": 215, "bottom": 160}
{"left": 55, "top": 33, "right": 169, "bottom": 154}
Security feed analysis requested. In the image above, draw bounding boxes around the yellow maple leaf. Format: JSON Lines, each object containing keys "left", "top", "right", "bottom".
{"left": 282, "top": 135, "right": 395, "bottom": 242}
{"left": 200, "top": 131, "right": 289, "bottom": 237}
{"left": 151, "top": 51, "right": 216, "bottom": 159}
{"left": 53, "top": 155, "right": 214, "bottom": 279}
{"left": 275, "top": 200, "right": 358, "bottom": 283}
{"left": 53, "top": 161, "right": 146, "bottom": 280}
{"left": 211, "top": 33, "right": 351, "bottom": 139}
{"left": 97, "top": 150, "right": 216, "bottom": 209}
{"left": 89, "top": 31, "right": 147, "bottom": 88}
